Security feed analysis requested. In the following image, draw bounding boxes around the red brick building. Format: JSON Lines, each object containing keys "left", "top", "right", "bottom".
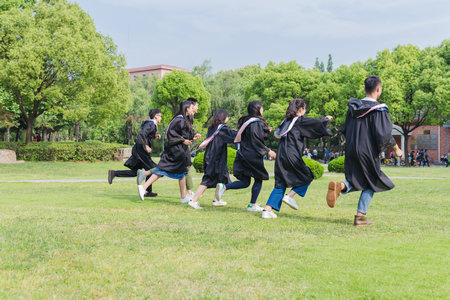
{"left": 392, "top": 123, "right": 450, "bottom": 162}
{"left": 127, "top": 64, "right": 191, "bottom": 81}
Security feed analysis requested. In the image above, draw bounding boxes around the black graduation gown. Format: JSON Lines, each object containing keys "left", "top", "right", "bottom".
{"left": 124, "top": 121, "right": 157, "bottom": 170}
{"left": 157, "top": 117, "right": 194, "bottom": 174}
{"left": 201, "top": 125, "right": 237, "bottom": 188}
{"left": 233, "top": 120, "right": 271, "bottom": 181}
{"left": 274, "top": 116, "right": 332, "bottom": 188}
{"left": 343, "top": 98, "right": 396, "bottom": 192}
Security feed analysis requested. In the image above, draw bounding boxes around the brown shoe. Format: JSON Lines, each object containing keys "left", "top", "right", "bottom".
{"left": 326, "top": 181, "right": 341, "bottom": 208}
{"left": 354, "top": 215, "right": 373, "bottom": 226}
{"left": 108, "top": 170, "right": 115, "bottom": 184}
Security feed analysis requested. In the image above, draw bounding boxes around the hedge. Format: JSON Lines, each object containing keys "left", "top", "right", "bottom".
{"left": 192, "top": 148, "right": 324, "bottom": 180}
{"left": 193, "top": 147, "right": 237, "bottom": 174}
{"left": 302, "top": 157, "right": 324, "bottom": 179}
{"left": 328, "top": 156, "right": 345, "bottom": 173}
{"left": 0, "top": 141, "right": 128, "bottom": 162}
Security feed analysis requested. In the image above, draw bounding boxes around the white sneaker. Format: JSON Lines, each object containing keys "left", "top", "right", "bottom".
{"left": 247, "top": 203, "right": 264, "bottom": 212}
{"left": 188, "top": 200, "right": 203, "bottom": 210}
{"left": 137, "top": 185, "right": 145, "bottom": 201}
{"left": 282, "top": 195, "right": 299, "bottom": 210}
{"left": 180, "top": 196, "right": 190, "bottom": 204}
{"left": 215, "top": 183, "right": 226, "bottom": 200}
{"left": 262, "top": 210, "right": 277, "bottom": 219}
{"left": 212, "top": 200, "right": 227, "bottom": 207}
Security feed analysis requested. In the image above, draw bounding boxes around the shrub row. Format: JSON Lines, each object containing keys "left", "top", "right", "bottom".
{"left": 193, "top": 148, "right": 324, "bottom": 179}
{"left": 193, "top": 147, "right": 237, "bottom": 174}
{"left": 328, "top": 156, "right": 345, "bottom": 173}
{"left": 0, "top": 141, "right": 128, "bottom": 162}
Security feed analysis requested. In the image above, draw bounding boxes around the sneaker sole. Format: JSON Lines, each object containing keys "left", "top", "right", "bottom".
{"left": 282, "top": 198, "right": 298, "bottom": 210}
{"left": 326, "top": 181, "right": 338, "bottom": 208}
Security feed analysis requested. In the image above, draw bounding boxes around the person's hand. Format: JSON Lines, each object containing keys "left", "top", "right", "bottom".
{"left": 326, "top": 115, "right": 333, "bottom": 120}
{"left": 155, "top": 134, "right": 161, "bottom": 139}
{"left": 268, "top": 150, "right": 276, "bottom": 159}
{"left": 145, "top": 145, "right": 152, "bottom": 153}
{"left": 183, "top": 140, "right": 192, "bottom": 146}
{"left": 269, "top": 127, "right": 273, "bottom": 132}
{"left": 193, "top": 133, "right": 201, "bottom": 140}
{"left": 393, "top": 145, "right": 403, "bottom": 158}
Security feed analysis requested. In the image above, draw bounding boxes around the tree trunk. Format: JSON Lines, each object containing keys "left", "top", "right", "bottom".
{"left": 75, "top": 121, "right": 80, "bottom": 142}
{"left": 102, "top": 130, "right": 105, "bottom": 142}
{"left": 6, "top": 125, "right": 10, "bottom": 142}
{"left": 126, "top": 121, "right": 132, "bottom": 145}
{"left": 15, "top": 126, "right": 20, "bottom": 142}
{"left": 25, "top": 117, "right": 35, "bottom": 144}
{"left": 403, "top": 132, "right": 410, "bottom": 167}
{"left": 68, "top": 127, "right": 73, "bottom": 141}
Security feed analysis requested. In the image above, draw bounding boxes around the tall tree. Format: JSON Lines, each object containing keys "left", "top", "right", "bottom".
{"left": 374, "top": 43, "right": 449, "bottom": 154}
{"left": 327, "top": 54, "right": 333, "bottom": 72}
{"left": 0, "top": 0, "right": 130, "bottom": 143}
{"left": 151, "top": 70, "right": 210, "bottom": 125}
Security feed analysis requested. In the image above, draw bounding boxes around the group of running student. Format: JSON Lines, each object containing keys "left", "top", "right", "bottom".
{"left": 111, "top": 75, "right": 403, "bottom": 225}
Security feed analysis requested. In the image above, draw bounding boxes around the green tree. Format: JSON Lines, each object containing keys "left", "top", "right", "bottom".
{"left": 327, "top": 54, "right": 333, "bottom": 72}
{"left": 374, "top": 43, "right": 449, "bottom": 155}
{"left": 0, "top": 0, "right": 130, "bottom": 143}
{"left": 151, "top": 70, "right": 210, "bottom": 125}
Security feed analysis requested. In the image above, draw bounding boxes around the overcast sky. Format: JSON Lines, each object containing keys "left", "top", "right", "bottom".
{"left": 72, "top": 0, "right": 449, "bottom": 72}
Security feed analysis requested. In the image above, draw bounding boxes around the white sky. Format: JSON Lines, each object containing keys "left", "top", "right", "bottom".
{"left": 73, "top": 0, "right": 450, "bottom": 72}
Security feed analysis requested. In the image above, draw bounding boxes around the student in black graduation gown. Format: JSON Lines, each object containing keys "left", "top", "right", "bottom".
{"left": 184, "top": 97, "right": 202, "bottom": 201}
{"left": 326, "top": 75, "right": 403, "bottom": 226}
{"left": 137, "top": 100, "right": 200, "bottom": 201}
{"left": 215, "top": 100, "right": 276, "bottom": 212}
{"left": 108, "top": 109, "right": 162, "bottom": 197}
{"left": 262, "top": 99, "right": 333, "bottom": 219}
{"left": 187, "top": 109, "right": 237, "bottom": 209}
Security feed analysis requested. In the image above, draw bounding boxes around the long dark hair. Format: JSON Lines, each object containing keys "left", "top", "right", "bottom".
{"left": 172, "top": 100, "right": 192, "bottom": 129}
{"left": 285, "top": 98, "right": 306, "bottom": 120}
{"left": 237, "top": 100, "right": 268, "bottom": 130}
{"left": 210, "top": 109, "right": 228, "bottom": 129}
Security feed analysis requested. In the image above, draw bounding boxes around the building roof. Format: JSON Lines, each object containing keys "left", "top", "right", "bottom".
{"left": 127, "top": 64, "right": 191, "bottom": 73}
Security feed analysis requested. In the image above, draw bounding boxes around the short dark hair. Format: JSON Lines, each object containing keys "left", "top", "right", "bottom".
{"left": 148, "top": 108, "right": 162, "bottom": 119}
{"left": 364, "top": 75, "right": 382, "bottom": 94}
{"left": 187, "top": 97, "right": 198, "bottom": 104}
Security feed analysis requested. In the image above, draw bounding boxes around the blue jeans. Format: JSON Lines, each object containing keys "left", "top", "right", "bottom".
{"left": 225, "top": 175, "right": 262, "bottom": 204}
{"left": 341, "top": 180, "right": 374, "bottom": 215}
{"left": 266, "top": 184, "right": 310, "bottom": 211}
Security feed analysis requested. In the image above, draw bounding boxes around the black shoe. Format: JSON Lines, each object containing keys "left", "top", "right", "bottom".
{"left": 144, "top": 192, "right": 158, "bottom": 197}
{"left": 108, "top": 170, "right": 115, "bottom": 184}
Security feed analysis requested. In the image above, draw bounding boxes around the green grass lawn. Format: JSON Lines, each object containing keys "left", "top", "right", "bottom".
{"left": 0, "top": 162, "right": 449, "bottom": 298}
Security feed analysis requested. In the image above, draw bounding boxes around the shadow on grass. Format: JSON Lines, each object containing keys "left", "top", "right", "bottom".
{"left": 99, "top": 190, "right": 351, "bottom": 225}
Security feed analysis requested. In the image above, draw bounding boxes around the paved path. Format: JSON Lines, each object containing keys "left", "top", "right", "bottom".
{"left": 0, "top": 173, "right": 448, "bottom": 183}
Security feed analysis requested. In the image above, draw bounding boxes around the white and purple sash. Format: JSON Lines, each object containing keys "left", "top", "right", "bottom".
{"left": 357, "top": 104, "right": 388, "bottom": 119}
{"left": 234, "top": 117, "right": 261, "bottom": 143}
{"left": 198, "top": 124, "right": 225, "bottom": 150}
{"left": 274, "top": 116, "right": 300, "bottom": 139}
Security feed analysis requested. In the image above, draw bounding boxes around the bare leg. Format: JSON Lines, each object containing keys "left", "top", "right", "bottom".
{"left": 192, "top": 185, "right": 208, "bottom": 203}
{"left": 178, "top": 177, "right": 187, "bottom": 199}
{"left": 264, "top": 205, "right": 272, "bottom": 212}
{"left": 287, "top": 190, "right": 296, "bottom": 198}
{"left": 143, "top": 174, "right": 161, "bottom": 190}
